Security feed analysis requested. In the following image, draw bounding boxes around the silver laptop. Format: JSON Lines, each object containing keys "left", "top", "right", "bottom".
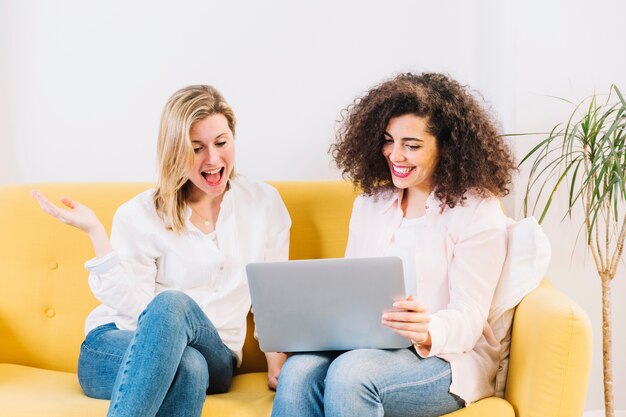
{"left": 246, "top": 256, "right": 411, "bottom": 352}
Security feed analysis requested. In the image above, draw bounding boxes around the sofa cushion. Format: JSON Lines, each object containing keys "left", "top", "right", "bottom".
{"left": 0, "top": 363, "right": 274, "bottom": 417}
{"left": 488, "top": 216, "right": 551, "bottom": 397}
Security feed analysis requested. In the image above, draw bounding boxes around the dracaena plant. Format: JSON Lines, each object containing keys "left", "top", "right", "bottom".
{"left": 520, "top": 85, "right": 626, "bottom": 417}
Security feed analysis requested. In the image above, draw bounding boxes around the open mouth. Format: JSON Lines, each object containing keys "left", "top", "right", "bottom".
{"left": 201, "top": 167, "right": 224, "bottom": 186}
{"left": 391, "top": 164, "right": 415, "bottom": 178}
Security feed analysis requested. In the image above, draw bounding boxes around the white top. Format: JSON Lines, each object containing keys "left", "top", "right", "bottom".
{"left": 345, "top": 190, "right": 508, "bottom": 404}
{"left": 84, "top": 175, "right": 291, "bottom": 365}
{"left": 385, "top": 216, "right": 426, "bottom": 297}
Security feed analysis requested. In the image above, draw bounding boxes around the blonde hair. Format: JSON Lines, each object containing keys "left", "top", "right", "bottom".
{"left": 153, "top": 85, "right": 236, "bottom": 232}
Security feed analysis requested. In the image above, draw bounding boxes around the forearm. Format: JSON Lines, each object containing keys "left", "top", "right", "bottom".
{"left": 88, "top": 224, "right": 113, "bottom": 259}
{"left": 265, "top": 351, "right": 288, "bottom": 372}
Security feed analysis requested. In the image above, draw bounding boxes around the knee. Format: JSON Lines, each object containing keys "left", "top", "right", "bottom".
{"left": 142, "top": 291, "right": 195, "bottom": 321}
{"left": 176, "top": 347, "right": 209, "bottom": 393}
{"left": 276, "top": 354, "right": 331, "bottom": 398}
{"left": 281, "top": 354, "right": 330, "bottom": 385}
{"left": 77, "top": 327, "right": 132, "bottom": 400}
{"left": 325, "top": 350, "right": 375, "bottom": 397}
{"left": 79, "top": 363, "right": 112, "bottom": 400}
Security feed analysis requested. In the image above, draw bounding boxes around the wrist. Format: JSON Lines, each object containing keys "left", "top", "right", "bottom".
{"left": 87, "top": 224, "right": 112, "bottom": 258}
{"left": 414, "top": 332, "right": 432, "bottom": 354}
{"left": 87, "top": 223, "right": 106, "bottom": 238}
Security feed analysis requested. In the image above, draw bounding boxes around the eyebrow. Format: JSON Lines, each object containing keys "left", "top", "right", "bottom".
{"left": 191, "top": 133, "right": 230, "bottom": 143}
{"left": 383, "top": 131, "right": 423, "bottom": 142}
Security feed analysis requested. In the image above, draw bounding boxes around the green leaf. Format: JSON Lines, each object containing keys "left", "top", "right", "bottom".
{"left": 518, "top": 85, "right": 626, "bottom": 251}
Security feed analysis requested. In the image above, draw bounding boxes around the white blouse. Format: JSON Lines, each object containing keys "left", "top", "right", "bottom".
{"left": 345, "top": 189, "right": 508, "bottom": 404}
{"left": 385, "top": 216, "right": 426, "bottom": 297}
{"left": 83, "top": 175, "right": 291, "bottom": 364}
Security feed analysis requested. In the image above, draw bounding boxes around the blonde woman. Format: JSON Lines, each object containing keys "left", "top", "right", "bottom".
{"left": 33, "top": 85, "right": 291, "bottom": 417}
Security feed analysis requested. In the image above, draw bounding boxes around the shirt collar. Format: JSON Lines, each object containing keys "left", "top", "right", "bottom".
{"left": 383, "top": 188, "right": 441, "bottom": 215}
{"left": 382, "top": 189, "right": 402, "bottom": 213}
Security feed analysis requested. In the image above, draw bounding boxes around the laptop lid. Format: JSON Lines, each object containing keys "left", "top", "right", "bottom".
{"left": 246, "top": 256, "right": 411, "bottom": 352}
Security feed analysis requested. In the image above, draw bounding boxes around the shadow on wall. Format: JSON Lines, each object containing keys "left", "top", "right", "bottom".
{"left": 0, "top": 1, "right": 16, "bottom": 184}
{"left": 0, "top": 136, "right": 16, "bottom": 184}
{"left": 0, "top": 67, "right": 17, "bottom": 182}
{"left": 0, "top": 77, "right": 16, "bottom": 184}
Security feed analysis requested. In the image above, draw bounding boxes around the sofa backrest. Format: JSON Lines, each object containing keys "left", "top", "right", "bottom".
{"left": 0, "top": 181, "right": 358, "bottom": 373}
{"left": 240, "top": 181, "right": 358, "bottom": 373}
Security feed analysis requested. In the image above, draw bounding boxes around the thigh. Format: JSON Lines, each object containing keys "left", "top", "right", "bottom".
{"left": 137, "top": 291, "right": 237, "bottom": 394}
{"left": 272, "top": 352, "right": 341, "bottom": 417}
{"left": 162, "top": 292, "right": 237, "bottom": 393}
{"left": 327, "top": 348, "right": 464, "bottom": 417}
{"left": 191, "top": 317, "right": 236, "bottom": 384}
{"left": 202, "top": 333, "right": 236, "bottom": 395}
{"left": 77, "top": 323, "right": 133, "bottom": 400}
{"left": 280, "top": 351, "right": 340, "bottom": 384}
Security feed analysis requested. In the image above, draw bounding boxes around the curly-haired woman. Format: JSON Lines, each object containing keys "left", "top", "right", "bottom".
{"left": 271, "top": 73, "right": 517, "bottom": 417}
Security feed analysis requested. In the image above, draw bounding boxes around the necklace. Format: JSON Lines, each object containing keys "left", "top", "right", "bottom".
{"left": 189, "top": 206, "right": 212, "bottom": 228}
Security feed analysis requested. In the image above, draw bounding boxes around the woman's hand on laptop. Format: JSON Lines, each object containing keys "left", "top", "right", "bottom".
{"left": 264, "top": 351, "right": 289, "bottom": 390}
{"left": 381, "top": 295, "right": 432, "bottom": 355}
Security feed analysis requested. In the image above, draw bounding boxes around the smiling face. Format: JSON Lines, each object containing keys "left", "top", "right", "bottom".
{"left": 382, "top": 114, "right": 439, "bottom": 195}
{"left": 187, "top": 113, "right": 235, "bottom": 202}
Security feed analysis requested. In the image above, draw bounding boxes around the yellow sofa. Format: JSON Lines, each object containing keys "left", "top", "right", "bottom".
{"left": 0, "top": 181, "right": 592, "bottom": 417}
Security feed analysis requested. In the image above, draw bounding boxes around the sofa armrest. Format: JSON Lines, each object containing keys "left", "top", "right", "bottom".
{"left": 505, "top": 279, "right": 592, "bottom": 417}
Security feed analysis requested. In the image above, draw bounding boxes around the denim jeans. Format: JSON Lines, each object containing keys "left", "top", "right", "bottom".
{"left": 272, "top": 348, "right": 465, "bottom": 417}
{"left": 78, "top": 291, "right": 236, "bottom": 417}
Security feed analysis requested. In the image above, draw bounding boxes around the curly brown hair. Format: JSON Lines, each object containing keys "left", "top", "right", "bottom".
{"left": 331, "top": 72, "right": 517, "bottom": 208}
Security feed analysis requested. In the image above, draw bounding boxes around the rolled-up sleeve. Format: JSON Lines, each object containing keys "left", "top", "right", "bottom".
{"left": 86, "top": 204, "right": 158, "bottom": 321}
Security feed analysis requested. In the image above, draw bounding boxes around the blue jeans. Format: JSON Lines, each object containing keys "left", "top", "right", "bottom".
{"left": 78, "top": 291, "right": 236, "bottom": 417}
{"left": 272, "top": 349, "right": 464, "bottom": 417}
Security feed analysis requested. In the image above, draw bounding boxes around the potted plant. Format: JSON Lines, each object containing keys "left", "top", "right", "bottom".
{"left": 519, "top": 85, "right": 625, "bottom": 417}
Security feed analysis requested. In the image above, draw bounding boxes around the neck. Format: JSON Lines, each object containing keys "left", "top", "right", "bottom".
{"left": 187, "top": 183, "right": 227, "bottom": 211}
{"left": 186, "top": 186, "right": 227, "bottom": 227}
{"left": 188, "top": 194, "right": 223, "bottom": 212}
{"left": 401, "top": 186, "right": 433, "bottom": 218}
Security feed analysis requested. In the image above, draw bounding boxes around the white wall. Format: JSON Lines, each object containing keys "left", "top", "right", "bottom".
{"left": 510, "top": 0, "right": 626, "bottom": 411}
{"left": 2, "top": 0, "right": 625, "bottom": 410}
{"left": 1, "top": 0, "right": 483, "bottom": 184}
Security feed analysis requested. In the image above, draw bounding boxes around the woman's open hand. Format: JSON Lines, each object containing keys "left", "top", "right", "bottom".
{"left": 32, "top": 190, "right": 102, "bottom": 234}
{"left": 381, "top": 295, "right": 432, "bottom": 354}
{"left": 32, "top": 190, "right": 112, "bottom": 258}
